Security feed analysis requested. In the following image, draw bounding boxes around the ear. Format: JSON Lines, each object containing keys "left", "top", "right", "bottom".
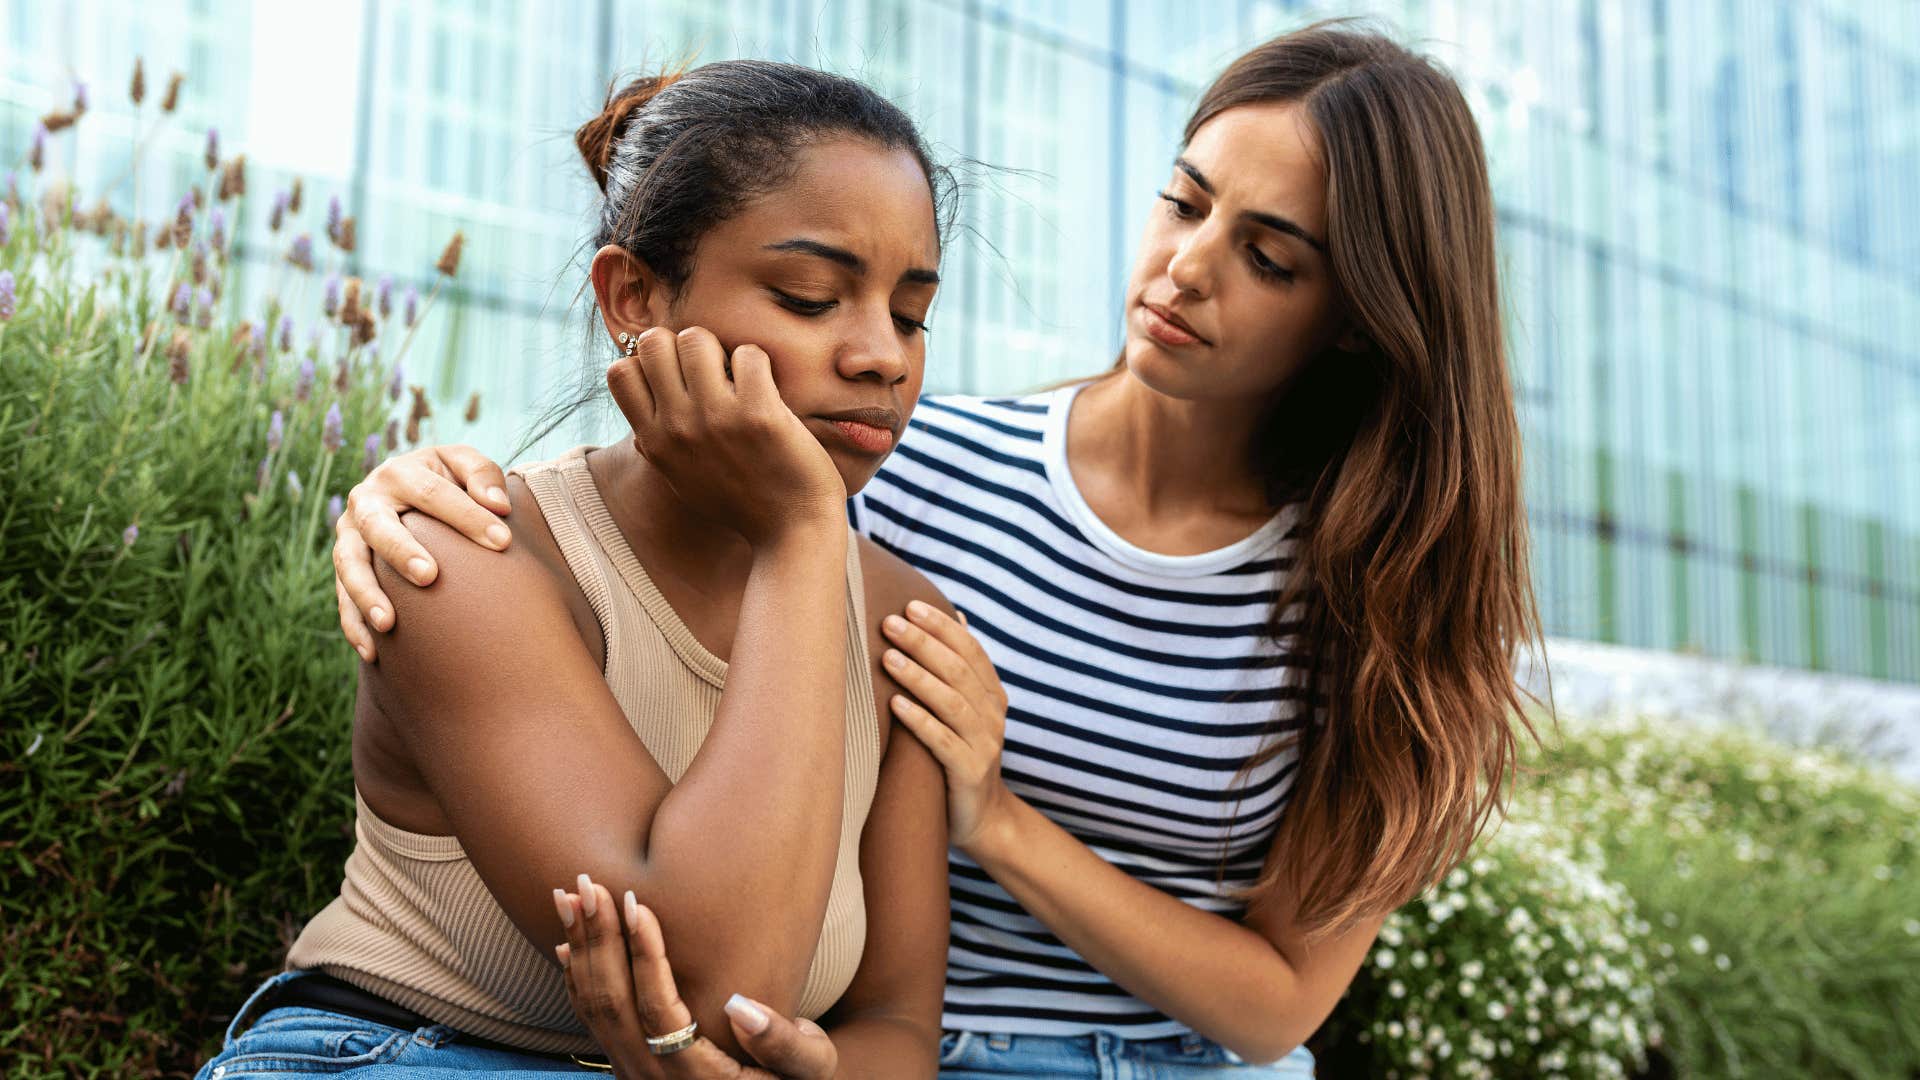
{"left": 589, "top": 244, "right": 671, "bottom": 344}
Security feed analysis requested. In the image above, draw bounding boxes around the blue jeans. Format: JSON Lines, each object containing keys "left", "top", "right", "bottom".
{"left": 937, "top": 1030, "right": 1315, "bottom": 1078}
{"left": 194, "top": 971, "right": 599, "bottom": 1077}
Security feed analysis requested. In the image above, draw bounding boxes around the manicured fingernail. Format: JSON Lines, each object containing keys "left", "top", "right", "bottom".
{"left": 555, "top": 943, "right": 570, "bottom": 968}
{"left": 883, "top": 615, "right": 907, "bottom": 634}
{"left": 725, "top": 994, "right": 769, "bottom": 1035}
{"left": 577, "top": 874, "right": 597, "bottom": 917}
{"left": 485, "top": 523, "right": 511, "bottom": 549}
{"left": 907, "top": 600, "right": 932, "bottom": 619}
{"left": 487, "top": 486, "right": 508, "bottom": 507}
{"left": 884, "top": 649, "right": 905, "bottom": 668}
{"left": 406, "top": 558, "right": 432, "bottom": 584}
{"left": 624, "top": 890, "right": 640, "bottom": 931}
{"left": 552, "top": 889, "right": 574, "bottom": 928}
{"left": 356, "top": 645, "right": 372, "bottom": 662}
{"left": 957, "top": 610, "right": 969, "bottom": 624}
{"left": 369, "top": 606, "right": 388, "bottom": 629}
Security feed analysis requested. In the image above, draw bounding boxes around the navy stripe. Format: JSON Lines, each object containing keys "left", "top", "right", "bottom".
{"left": 901, "top": 414, "right": 1048, "bottom": 478}
{"left": 919, "top": 395, "right": 1046, "bottom": 440}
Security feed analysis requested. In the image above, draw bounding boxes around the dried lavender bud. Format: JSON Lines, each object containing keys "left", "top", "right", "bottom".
{"left": 464, "top": 392, "right": 480, "bottom": 424}
{"left": 171, "top": 282, "right": 192, "bottom": 325}
{"left": 387, "top": 363, "right": 404, "bottom": 402}
{"left": 161, "top": 71, "right": 183, "bottom": 113}
{"left": 336, "top": 216, "right": 356, "bottom": 253}
{"left": 287, "top": 232, "right": 314, "bottom": 271}
{"left": 403, "top": 286, "right": 419, "bottom": 327}
{"left": 172, "top": 195, "right": 193, "bottom": 247}
{"left": 221, "top": 154, "right": 246, "bottom": 199}
{"left": 167, "top": 329, "right": 192, "bottom": 383}
{"left": 322, "top": 273, "right": 341, "bottom": 318}
{"left": 436, "top": 230, "right": 464, "bottom": 277}
{"left": 40, "top": 110, "right": 76, "bottom": 133}
{"left": 352, "top": 309, "right": 376, "bottom": 347}
{"left": 277, "top": 314, "right": 293, "bottom": 353}
{"left": 340, "top": 277, "right": 362, "bottom": 325}
{"left": 322, "top": 402, "right": 344, "bottom": 453}
{"left": 327, "top": 494, "right": 345, "bottom": 530}
{"left": 384, "top": 418, "right": 399, "bottom": 452}
{"left": 269, "top": 190, "right": 287, "bottom": 232}
{"left": 29, "top": 125, "right": 46, "bottom": 172}
{"left": 289, "top": 177, "right": 303, "bottom": 213}
{"left": 194, "top": 287, "right": 214, "bottom": 329}
{"left": 73, "top": 80, "right": 88, "bottom": 114}
{"left": 130, "top": 58, "right": 145, "bottom": 105}
{"left": 325, "top": 195, "right": 342, "bottom": 242}
{"left": 266, "top": 409, "right": 285, "bottom": 452}
{"left": 334, "top": 357, "right": 351, "bottom": 394}
{"left": 208, "top": 207, "right": 226, "bottom": 252}
{"left": 191, "top": 242, "right": 208, "bottom": 284}
{"left": 204, "top": 127, "right": 220, "bottom": 171}
{"left": 361, "top": 433, "right": 381, "bottom": 473}
{"left": 376, "top": 275, "right": 393, "bottom": 317}
{"left": 122, "top": 523, "right": 139, "bottom": 546}
{"left": 295, "top": 358, "right": 315, "bottom": 402}
{"left": 404, "top": 414, "right": 421, "bottom": 446}
{"left": 0, "top": 270, "right": 14, "bottom": 322}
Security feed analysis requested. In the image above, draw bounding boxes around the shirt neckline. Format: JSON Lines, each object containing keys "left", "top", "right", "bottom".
{"left": 1042, "top": 382, "right": 1295, "bottom": 578}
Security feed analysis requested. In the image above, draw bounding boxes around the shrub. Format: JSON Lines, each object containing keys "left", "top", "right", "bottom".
{"left": 1536, "top": 716, "right": 1920, "bottom": 1078}
{"left": 0, "top": 102, "right": 462, "bottom": 1076}
{"left": 1317, "top": 816, "right": 1664, "bottom": 1079}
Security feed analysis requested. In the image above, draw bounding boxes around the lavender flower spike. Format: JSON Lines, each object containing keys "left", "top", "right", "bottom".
{"left": 376, "top": 275, "right": 393, "bottom": 318}
{"left": 286, "top": 469, "right": 304, "bottom": 499}
{"left": 209, "top": 206, "right": 227, "bottom": 251}
{"left": 322, "top": 274, "right": 342, "bottom": 318}
{"left": 204, "top": 127, "right": 220, "bottom": 171}
{"left": 122, "top": 523, "right": 139, "bottom": 546}
{"left": 172, "top": 282, "right": 193, "bottom": 324}
{"left": 361, "top": 433, "right": 381, "bottom": 473}
{"left": 0, "top": 270, "right": 14, "bottom": 322}
{"left": 277, "top": 315, "right": 294, "bottom": 353}
{"left": 327, "top": 494, "right": 345, "bottom": 530}
{"left": 269, "top": 190, "right": 288, "bottom": 233}
{"left": 322, "top": 403, "right": 345, "bottom": 453}
{"left": 295, "top": 358, "right": 316, "bottom": 402}
{"left": 74, "top": 80, "right": 89, "bottom": 113}
{"left": 287, "top": 233, "right": 314, "bottom": 271}
{"left": 194, "top": 286, "right": 214, "bottom": 329}
{"left": 326, "top": 195, "right": 342, "bottom": 242}
{"left": 266, "top": 409, "right": 285, "bottom": 452}
{"left": 29, "top": 125, "right": 46, "bottom": 172}
{"left": 387, "top": 363, "right": 405, "bottom": 402}
{"left": 0, "top": 202, "right": 13, "bottom": 247}
{"left": 403, "top": 286, "right": 419, "bottom": 328}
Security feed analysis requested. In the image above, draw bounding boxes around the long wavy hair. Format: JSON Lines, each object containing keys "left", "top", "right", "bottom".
{"left": 1194, "top": 23, "right": 1545, "bottom": 939}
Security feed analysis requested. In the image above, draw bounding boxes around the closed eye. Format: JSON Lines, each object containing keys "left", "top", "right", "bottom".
{"left": 1248, "top": 246, "right": 1295, "bottom": 284}
{"left": 771, "top": 289, "right": 836, "bottom": 315}
{"left": 1156, "top": 191, "right": 1198, "bottom": 220}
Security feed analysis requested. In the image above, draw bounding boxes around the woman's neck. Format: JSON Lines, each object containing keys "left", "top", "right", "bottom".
{"left": 1068, "top": 370, "right": 1273, "bottom": 530}
{"left": 585, "top": 439, "right": 758, "bottom": 595}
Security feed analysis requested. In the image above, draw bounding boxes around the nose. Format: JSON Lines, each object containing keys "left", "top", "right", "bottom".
{"left": 837, "top": 305, "right": 911, "bottom": 386}
{"left": 1166, "top": 219, "right": 1220, "bottom": 300}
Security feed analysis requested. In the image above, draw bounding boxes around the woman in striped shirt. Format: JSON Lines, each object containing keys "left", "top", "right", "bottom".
{"left": 329, "top": 23, "right": 1538, "bottom": 1078}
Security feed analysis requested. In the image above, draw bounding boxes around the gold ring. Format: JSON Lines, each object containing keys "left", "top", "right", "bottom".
{"left": 645, "top": 1020, "right": 699, "bottom": 1055}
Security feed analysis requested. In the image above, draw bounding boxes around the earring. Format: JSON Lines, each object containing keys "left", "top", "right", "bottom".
{"left": 616, "top": 331, "right": 637, "bottom": 356}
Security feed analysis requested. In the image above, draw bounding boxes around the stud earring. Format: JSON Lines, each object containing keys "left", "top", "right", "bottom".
{"left": 616, "top": 331, "right": 637, "bottom": 356}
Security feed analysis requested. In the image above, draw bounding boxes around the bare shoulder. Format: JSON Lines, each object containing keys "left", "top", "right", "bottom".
{"left": 857, "top": 535, "right": 956, "bottom": 623}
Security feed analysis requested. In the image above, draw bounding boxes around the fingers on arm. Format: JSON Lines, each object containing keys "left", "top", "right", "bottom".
{"left": 440, "top": 444, "right": 512, "bottom": 515}
{"left": 900, "top": 601, "right": 1008, "bottom": 711}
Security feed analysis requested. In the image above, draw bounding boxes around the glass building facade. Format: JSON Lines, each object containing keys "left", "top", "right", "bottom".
{"left": 4, "top": 0, "right": 1916, "bottom": 685}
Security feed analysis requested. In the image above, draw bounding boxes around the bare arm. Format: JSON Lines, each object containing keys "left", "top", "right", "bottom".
{"left": 883, "top": 604, "right": 1380, "bottom": 1063}
{"left": 369, "top": 506, "right": 849, "bottom": 1061}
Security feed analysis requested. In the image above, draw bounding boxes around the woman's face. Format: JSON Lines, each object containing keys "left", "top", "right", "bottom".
{"left": 619, "top": 137, "right": 941, "bottom": 494}
{"left": 1120, "top": 101, "right": 1351, "bottom": 408}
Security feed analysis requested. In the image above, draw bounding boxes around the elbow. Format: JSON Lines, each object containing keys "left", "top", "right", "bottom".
{"left": 1224, "top": 1036, "right": 1305, "bottom": 1068}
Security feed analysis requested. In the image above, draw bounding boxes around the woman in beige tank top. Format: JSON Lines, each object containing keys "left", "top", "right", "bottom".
{"left": 196, "top": 61, "right": 957, "bottom": 1080}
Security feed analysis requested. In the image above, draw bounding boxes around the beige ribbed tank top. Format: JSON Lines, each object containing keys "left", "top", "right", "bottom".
{"left": 288, "top": 450, "right": 881, "bottom": 1054}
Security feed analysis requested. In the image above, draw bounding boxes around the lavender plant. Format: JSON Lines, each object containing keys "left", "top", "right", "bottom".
{"left": 0, "top": 64, "right": 467, "bottom": 1077}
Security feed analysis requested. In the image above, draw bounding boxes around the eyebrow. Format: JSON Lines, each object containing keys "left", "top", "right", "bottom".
{"left": 1173, "top": 158, "right": 1329, "bottom": 253}
{"left": 763, "top": 238, "right": 941, "bottom": 286}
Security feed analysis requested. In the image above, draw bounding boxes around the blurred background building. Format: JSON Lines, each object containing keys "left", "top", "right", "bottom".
{"left": 4, "top": 0, "right": 1917, "bottom": 737}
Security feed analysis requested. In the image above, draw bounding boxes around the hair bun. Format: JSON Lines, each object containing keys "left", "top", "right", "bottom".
{"left": 576, "top": 71, "right": 683, "bottom": 193}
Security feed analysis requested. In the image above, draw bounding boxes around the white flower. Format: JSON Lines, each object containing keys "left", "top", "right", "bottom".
{"left": 1462, "top": 959, "right": 1485, "bottom": 980}
{"left": 1714, "top": 953, "right": 1732, "bottom": 972}
{"left": 1904, "top": 919, "right": 1920, "bottom": 937}
{"left": 1688, "top": 934, "right": 1710, "bottom": 955}
{"left": 1388, "top": 980, "right": 1406, "bottom": 999}
{"left": 1488, "top": 1001, "right": 1509, "bottom": 1021}
{"left": 1374, "top": 947, "right": 1396, "bottom": 970}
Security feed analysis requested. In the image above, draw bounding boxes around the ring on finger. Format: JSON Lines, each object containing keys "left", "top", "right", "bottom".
{"left": 646, "top": 1020, "right": 700, "bottom": 1055}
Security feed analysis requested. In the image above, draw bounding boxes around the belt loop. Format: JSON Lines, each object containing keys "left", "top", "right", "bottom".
{"left": 1179, "top": 1031, "right": 1205, "bottom": 1055}
{"left": 987, "top": 1032, "right": 1012, "bottom": 1051}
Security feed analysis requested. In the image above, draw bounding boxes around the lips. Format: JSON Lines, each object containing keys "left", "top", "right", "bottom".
{"left": 1141, "top": 301, "right": 1211, "bottom": 346}
{"left": 816, "top": 406, "right": 901, "bottom": 455}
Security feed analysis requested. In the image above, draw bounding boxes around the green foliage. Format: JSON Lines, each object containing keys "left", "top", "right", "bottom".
{"left": 1536, "top": 717, "right": 1920, "bottom": 1078}
{"left": 0, "top": 185, "right": 437, "bottom": 1076}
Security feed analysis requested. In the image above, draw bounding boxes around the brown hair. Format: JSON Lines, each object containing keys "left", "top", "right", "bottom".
{"left": 1194, "top": 22, "right": 1545, "bottom": 938}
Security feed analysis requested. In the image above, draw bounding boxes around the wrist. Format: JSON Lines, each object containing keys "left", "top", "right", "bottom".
{"left": 958, "top": 782, "right": 1025, "bottom": 863}
{"left": 753, "top": 509, "right": 847, "bottom": 559}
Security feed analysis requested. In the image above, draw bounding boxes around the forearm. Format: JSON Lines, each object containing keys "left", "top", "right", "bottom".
{"left": 639, "top": 525, "right": 852, "bottom": 1010}
{"left": 965, "top": 795, "right": 1312, "bottom": 1063}
{"left": 825, "top": 1012, "right": 939, "bottom": 1080}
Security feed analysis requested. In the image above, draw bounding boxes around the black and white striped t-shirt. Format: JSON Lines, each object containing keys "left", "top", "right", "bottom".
{"left": 848, "top": 384, "right": 1311, "bottom": 1039}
